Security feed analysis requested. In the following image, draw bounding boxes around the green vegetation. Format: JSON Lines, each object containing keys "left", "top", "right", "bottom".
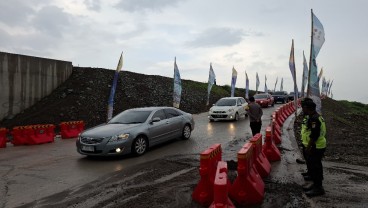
{"left": 339, "top": 100, "right": 368, "bottom": 114}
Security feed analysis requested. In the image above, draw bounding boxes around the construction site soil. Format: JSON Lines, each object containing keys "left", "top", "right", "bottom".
{"left": 1, "top": 67, "right": 368, "bottom": 208}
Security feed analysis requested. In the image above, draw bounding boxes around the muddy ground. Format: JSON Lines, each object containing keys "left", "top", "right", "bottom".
{"left": 16, "top": 108, "right": 368, "bottom": 208}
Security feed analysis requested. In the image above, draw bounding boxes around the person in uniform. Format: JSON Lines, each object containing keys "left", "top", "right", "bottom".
{"left": 301, "top": 99, "right": 327, "bottom": 197}
{"left": 245, "top": 96, "right": 263, "bottom": 136}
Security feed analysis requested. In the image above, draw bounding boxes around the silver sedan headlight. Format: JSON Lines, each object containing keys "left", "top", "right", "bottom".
{"left": 108, "top": 133, "right": 130, "bottom": 143}
{"left": 228, "top": 108, "right": 234, "bottom": 112}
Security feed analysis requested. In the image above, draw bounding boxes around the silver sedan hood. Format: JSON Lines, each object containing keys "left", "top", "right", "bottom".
{"left": 81, "top": 123, "right": 141, "bottom": 138}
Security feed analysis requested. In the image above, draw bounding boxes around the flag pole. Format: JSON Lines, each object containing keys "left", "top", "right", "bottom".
{"left": 307, "top": 9, "right": 314, "bottom": 97}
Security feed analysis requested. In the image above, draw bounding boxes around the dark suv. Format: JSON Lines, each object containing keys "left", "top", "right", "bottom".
{"left": 288, "top": 91, "right": 301, "bottom": 101}
{"left": 272, "top": 91, "right": 288, "bottom": 104}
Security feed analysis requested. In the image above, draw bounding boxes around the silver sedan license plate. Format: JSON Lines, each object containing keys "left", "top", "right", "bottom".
{"left": 81, "top": 145, "right": 94, "bottom": 152}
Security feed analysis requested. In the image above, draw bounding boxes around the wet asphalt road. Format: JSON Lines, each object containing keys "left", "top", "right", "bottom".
{"left": 0, "top": 105, "right": 279, "bottom": 208}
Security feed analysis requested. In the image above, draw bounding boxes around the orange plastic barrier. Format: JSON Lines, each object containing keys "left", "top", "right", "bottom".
{"left": 192, "top": 143, "right": 222, "bottom": 207}
{"left": 0, "top": 128, "right": 7, "bottom": 148}
{"left": 209, "top": 161, "right": 235, "bottom": 208}
{"left": 272, "top": 119, "right": 282, "bottom": 144}
{"left": 249, "top": 133, "right": 271, "bottom": 178}
{"left": 60, "top": 121, "right": 85, "bottom": 139}
{"left": 262, "top": 126, "right": 281, "bottom": 162}
{"left": 229, "top": 143, "right": 265, "bottom": 205}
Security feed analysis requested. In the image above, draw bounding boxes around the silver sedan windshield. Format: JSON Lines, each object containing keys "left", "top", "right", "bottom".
{"left": 108, "top": 110, "right": 152, "bottom": 124}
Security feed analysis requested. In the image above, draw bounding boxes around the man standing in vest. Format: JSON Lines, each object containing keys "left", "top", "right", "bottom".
{"left": 301, "top": 99, "right": 327, "bottom": 197}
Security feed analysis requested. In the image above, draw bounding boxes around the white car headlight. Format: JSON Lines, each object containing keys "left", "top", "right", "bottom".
{"left": 228, "top": 108, "right": 234, "bottom": 112}
{"left": 108, "top": 133, "right": 130, "bottom": 143}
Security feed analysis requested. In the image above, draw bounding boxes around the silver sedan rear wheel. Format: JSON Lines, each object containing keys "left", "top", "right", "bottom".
{"left": 132, "top": 136, "right": 147, "bottom": 156}
{"left": 182, "top": 124, "right": 191, "bottom": 140}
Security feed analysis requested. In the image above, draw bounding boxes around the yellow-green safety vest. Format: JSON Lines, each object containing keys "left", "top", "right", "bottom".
{"left": 301, "top": 115, "right": 326, "bottom": 149}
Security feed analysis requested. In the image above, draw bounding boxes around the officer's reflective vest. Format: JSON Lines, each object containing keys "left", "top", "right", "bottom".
{"left": 301, "top": 115, "right": 326, "bottom": 149}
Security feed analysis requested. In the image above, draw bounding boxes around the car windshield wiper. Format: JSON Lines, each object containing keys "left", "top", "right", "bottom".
{"left": 126, "top": 121, "right": 142, "bottom": 124}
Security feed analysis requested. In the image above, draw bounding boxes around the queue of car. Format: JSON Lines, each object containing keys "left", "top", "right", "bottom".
{"left": 76, "top": 92, "right": 290, "bottom": 157}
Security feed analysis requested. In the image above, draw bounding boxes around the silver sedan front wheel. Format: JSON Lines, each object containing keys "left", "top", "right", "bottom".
{"left": 132, "top": 136, "right": 147, "bottom": 156}
{"left": 182, "top": 124, "right": 191, "bottom": 140}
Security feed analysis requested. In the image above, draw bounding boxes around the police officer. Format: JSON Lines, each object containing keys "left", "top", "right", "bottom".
{"left": 301, "top": 99, "right": 327, "bottom": 197}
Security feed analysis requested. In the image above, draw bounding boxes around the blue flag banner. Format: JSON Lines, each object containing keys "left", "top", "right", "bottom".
{"left": 289, "top": 39, "right": 298, "bottom": 109}
{"left": 173, "top": 57, "right": 182, "bottom": 108}
{"left": 256, "top": 72, "right": 260, "bottom": 93}
{"left": 264, "top": 75, "right": 268, "bottom": 93}
{"left": 328, "top": 79, "right": 333, "bottom": 96}
{"left": 273, "top": 77, "right": 278, "bottom": 92}
{"left": 280, "top": 77, "right": 283, "bottom": 91}
{"left": 245, "top": 71, "right": 249, "bottom": 99}
{"left": 107, "top": 52, "right": 123, "bottom": 121}
{"left": 207, "top": 63, "right": 216, "bottom": 105}
{"left": 301, "top": 51, "right": 308, "bottom": 97}
{"left": 308, "top": 10, "right": 325, "bottom": 114}
{"left": 230, "top": 67, "right": 237, "bottom": 97}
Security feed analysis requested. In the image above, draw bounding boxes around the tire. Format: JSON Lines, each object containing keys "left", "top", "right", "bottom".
{"left": 272, "top": 101, "right": 274, "bottom": 107}
{"left": 209, "top": 119, "right": 214, "bottom": 122}
{"left": 182, "top": 124, "right": 191, "bottom": 140}
{"left": 234, "top": 113, "right": 239, "bottom": 121}
{"left": 132, "top": 136, "right": 148, "bottom": 156}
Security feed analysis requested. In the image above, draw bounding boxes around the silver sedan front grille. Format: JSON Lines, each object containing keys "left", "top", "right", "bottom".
{"left": 80, "top": 137, "right": 105, "bottom": 144}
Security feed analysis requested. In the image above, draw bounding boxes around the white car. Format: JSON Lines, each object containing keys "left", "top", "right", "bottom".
{"left": 208, "top": 97, "right": 248, "bottom": 122}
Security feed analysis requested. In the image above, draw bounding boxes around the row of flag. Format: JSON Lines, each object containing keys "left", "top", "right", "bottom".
{"left": 106, "top": 10, "right": 330, "bottom": 120}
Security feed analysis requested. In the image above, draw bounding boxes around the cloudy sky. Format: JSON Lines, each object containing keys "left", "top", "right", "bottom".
{"left": 1, "top": 0, "right": 367, "bottom": 104}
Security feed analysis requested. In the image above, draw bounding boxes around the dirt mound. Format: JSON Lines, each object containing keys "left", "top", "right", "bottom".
{"left": 294, "top": 97, "right": 368, "bottom": 166}
{"left": 1, "top": 67, "right": 247, "bottom": 130}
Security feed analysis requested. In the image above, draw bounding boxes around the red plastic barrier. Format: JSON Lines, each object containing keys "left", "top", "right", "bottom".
{"left": 12, "top": 125, "right": 55, "bottom": 145}
{"left": 229, "top": 143, "right": 265, "bottom": 205}
{"left": 280, "top": 106, "right": 288, "bottom": 122}
{"left": 272, "top": 119, "right": 282, "bottom": 144}
{"left": 286, "top": 102, "right": 293, "bottom": 116}
{"left": 262, "top": 126, "right": 281, "bottom": 162}
{"left": 249, "top": 133, "right": 271, "bottom": 178}
{"left": 209, "top": 161, "right": 235, "bottom": 208}
{"left": 12, "top": 126, "right": 32, "bottom": 146}
{"left": 60, "top": 121, "right": 85, "bottom": 139}
{"left": 192, "top": 143, "right": 222, "bottom": 206}
{"left": 0, "top": 128, "right": 7, "bottom": 148}
{"left": 274, "top": 109, "right": 284, "bottom": 127}
{"left": 29, "top": 124, "right": 55, "bottom": 144}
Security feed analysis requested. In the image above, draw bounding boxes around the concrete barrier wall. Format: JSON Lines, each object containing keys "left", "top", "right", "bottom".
{"left": 0, "top": 52, "right": 72, "bottom": 121}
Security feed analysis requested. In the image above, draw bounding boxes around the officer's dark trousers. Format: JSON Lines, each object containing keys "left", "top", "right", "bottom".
{"left": 302, "top": 145, "right": 311, "bottom": 174}
{"left": 306, "top": 147, "right": 326, "bottom": 186}
{"left": 250, "top": 121, "right": 262, "bottom": 136}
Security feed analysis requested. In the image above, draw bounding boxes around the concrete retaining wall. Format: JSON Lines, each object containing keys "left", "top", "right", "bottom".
{"left": 0, "top": 52, "right": 72, "bottom": 121}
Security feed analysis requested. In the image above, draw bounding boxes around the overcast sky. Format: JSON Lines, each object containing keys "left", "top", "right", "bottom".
{"left": 1, "top": 0, "right": 367, "bottom": 104}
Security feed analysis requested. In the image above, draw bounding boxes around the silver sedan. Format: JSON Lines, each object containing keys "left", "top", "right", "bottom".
{"left": 76, "top": 107, "right": 195, "bottom": 157}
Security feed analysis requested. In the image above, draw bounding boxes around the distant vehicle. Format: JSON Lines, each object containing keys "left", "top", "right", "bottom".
{"left": 272, "top": 91, "right": 288, "bottom": 104}
{"left": 76, "top": 107, "right": 195, "bottom": 157}
{"left": 254, "top": 93, "right": 275, "bottom": 107}
{"left": 208, "top": 97, "right": 248, "bottom": 122}
{"left": 288, "top": 91, "right": 301, "bottom": 101}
